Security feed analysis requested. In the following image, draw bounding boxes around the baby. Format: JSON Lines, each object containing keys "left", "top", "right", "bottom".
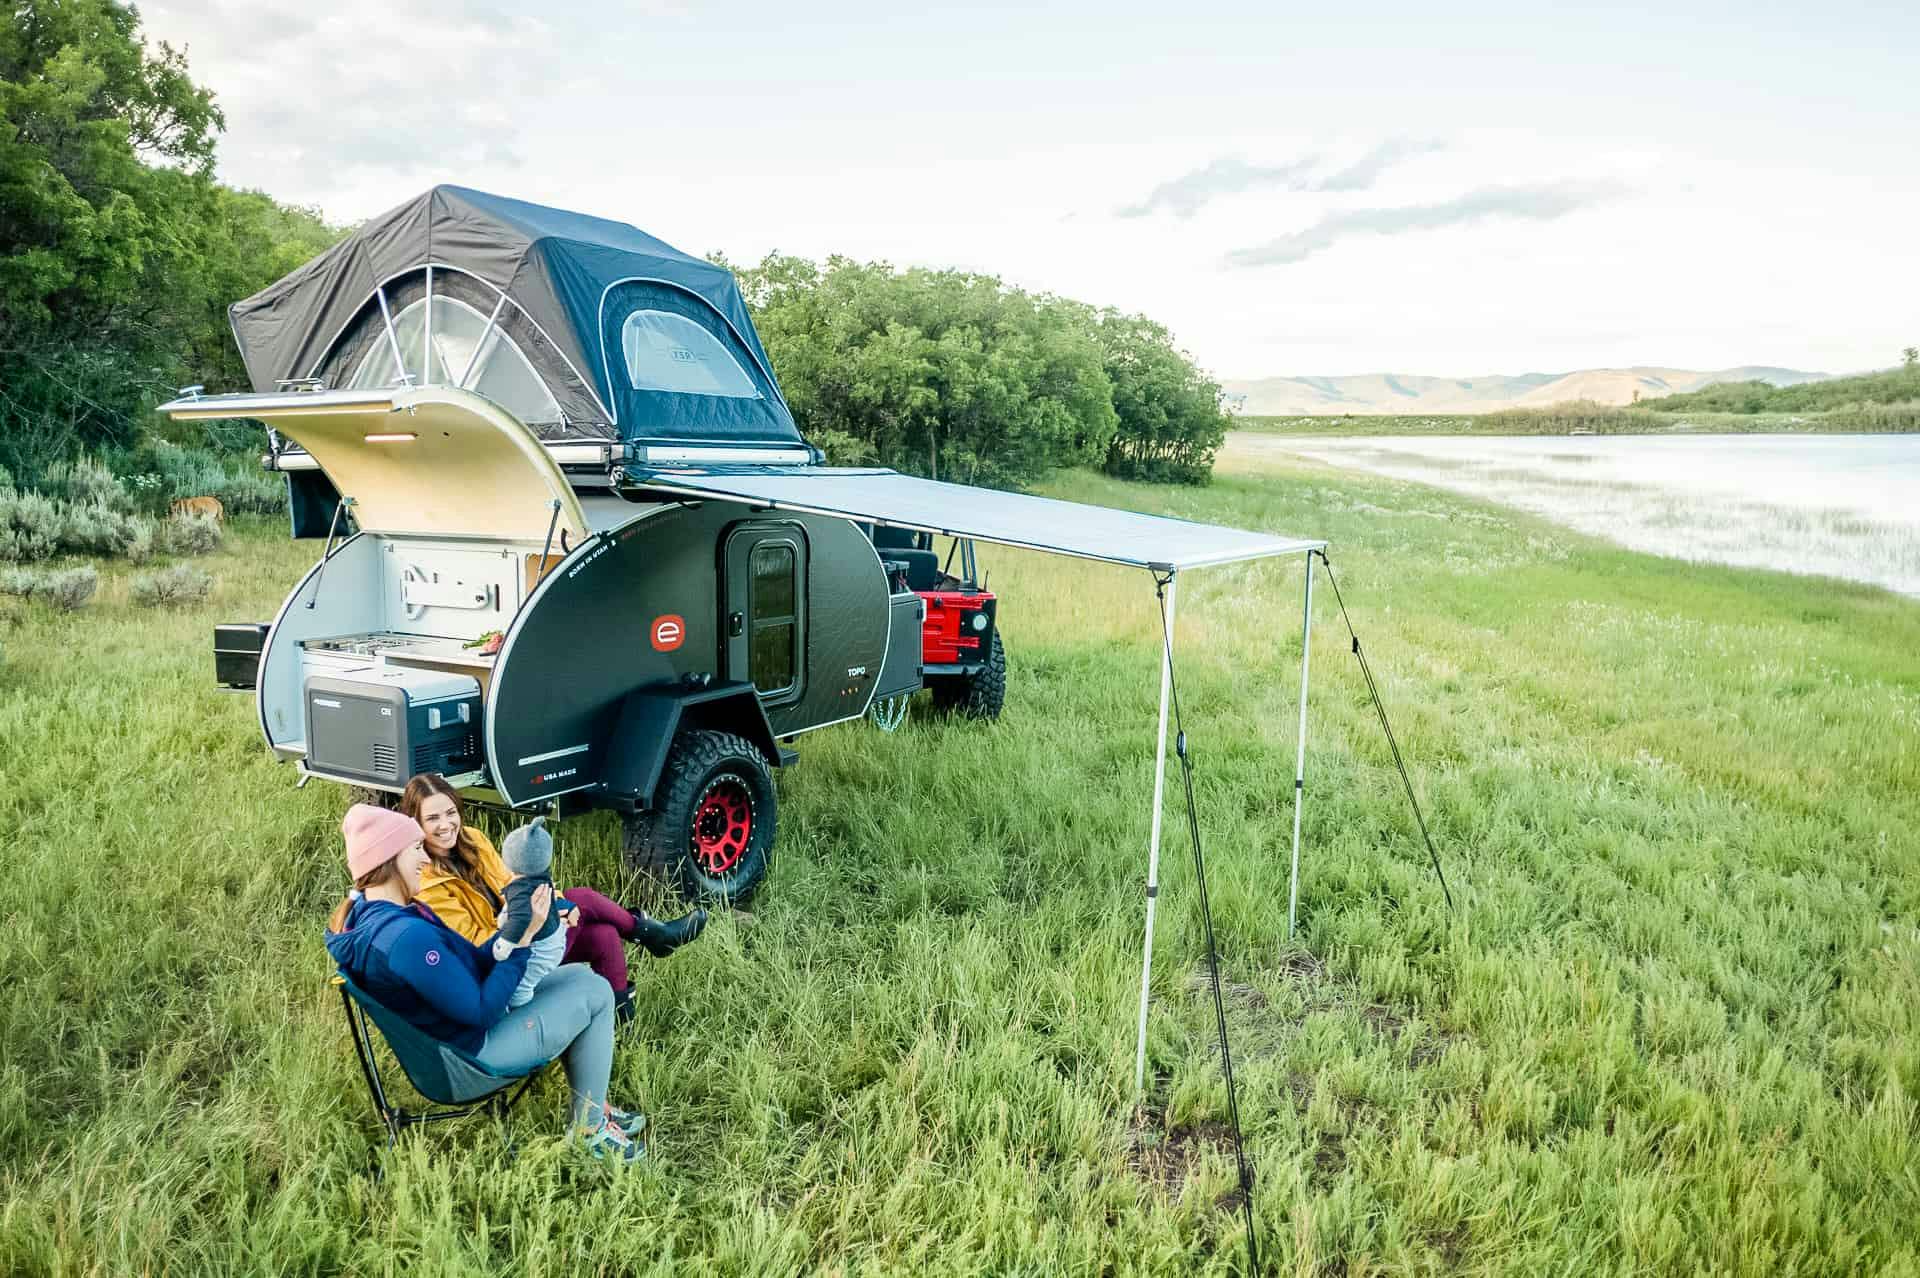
{"left": 492, "top": 816, "right": 575, "bottom": 1008}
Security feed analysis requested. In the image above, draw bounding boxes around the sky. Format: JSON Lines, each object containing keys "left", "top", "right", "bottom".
{"left": 140, "top": 0, "right": 1920, "bottom": 382}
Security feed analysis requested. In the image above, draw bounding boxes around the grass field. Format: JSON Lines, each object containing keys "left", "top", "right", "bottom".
{"left": 2, "top": 442, "right": 1918, "bottom": 1275}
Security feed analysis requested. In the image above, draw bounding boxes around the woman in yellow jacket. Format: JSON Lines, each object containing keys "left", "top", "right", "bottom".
{"left": 398, "top": 773, "right": 706, "bottom": 1021}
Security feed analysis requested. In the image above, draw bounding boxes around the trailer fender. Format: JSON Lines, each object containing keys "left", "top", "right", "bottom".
{"left": 601, "top": 680, "right": 782, "bottom": 812}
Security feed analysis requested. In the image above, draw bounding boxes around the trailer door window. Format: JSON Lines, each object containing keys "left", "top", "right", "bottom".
{"left": 748, "top": 541, "right": 798, "bottom": 695}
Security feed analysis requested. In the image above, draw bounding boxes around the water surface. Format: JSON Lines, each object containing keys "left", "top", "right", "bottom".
{"left": 1239, "top": 433, "right": 1920, "bottom": 597}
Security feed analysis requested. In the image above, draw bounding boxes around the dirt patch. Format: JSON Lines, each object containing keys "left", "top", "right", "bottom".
{"left": 1186, "top": 969, "right": 1270, "bottom": 1009}
{"left": 1126, "top": 1104, "right": 1238, "bottom": 1201}
{"left": 1309, "top": 1130, "right": 1348, "bottom": 1191}
{"left": 1425, "top": 1223, "right": 1469, "bottom": 1267}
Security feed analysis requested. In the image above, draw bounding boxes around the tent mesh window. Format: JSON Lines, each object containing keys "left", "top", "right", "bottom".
{"left": 313, "top": 267, "right": 616, "bottom": 442}
{"left": 620, "top": 310, "right": 761, "bottom": 399}
{"left": 348, "top": 294, "right": 562, "bottom": 426}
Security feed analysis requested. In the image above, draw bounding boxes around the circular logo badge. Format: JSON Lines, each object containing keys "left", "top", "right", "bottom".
{"left": 424, "top": 950, "right": 440, "bottom": 966}
{"left": 651, "top": 614, "right": 686, "bottom": 652}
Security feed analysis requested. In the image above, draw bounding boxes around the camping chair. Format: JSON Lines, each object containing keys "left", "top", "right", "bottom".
{"left": 333, "top": 970, "right": 552, "bottom": 1158}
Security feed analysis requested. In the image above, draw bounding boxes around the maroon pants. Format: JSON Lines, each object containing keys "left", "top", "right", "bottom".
{"left": 559, "top": 886, "right": 636, "bottom": 994}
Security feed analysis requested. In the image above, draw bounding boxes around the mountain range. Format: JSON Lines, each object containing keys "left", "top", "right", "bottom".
{"left": 1221, "top": 366, "right": 1830, "bottom": 416}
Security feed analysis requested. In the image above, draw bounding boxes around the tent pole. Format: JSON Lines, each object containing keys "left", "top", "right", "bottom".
{"left": 1134, "top": 571, "right": 1178, "bottom": 1096}
{"left": 1288, "top": 550, "right": 1316, "bottom": 938}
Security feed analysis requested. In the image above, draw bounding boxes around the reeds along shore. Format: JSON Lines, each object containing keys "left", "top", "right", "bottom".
{"left": 1240, "top": 398, "right": 1920, "bottom": 436}
{"left": 1, "top": 451, "right": 1916, "bottom": 1274}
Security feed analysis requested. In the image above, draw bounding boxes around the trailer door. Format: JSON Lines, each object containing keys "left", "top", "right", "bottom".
{"left": 722, "top": 521, "right": 807, "bottom": 707}
{"left": 157, "top": 386, "right": 589, "bottom": 543}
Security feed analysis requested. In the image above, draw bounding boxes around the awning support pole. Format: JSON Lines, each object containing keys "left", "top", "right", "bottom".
{"left": 1288, "top": 549, "right": 1316, "bottom": 937}
{"left": 1133, "top": 570, "right": 1178, "bottom": 1096}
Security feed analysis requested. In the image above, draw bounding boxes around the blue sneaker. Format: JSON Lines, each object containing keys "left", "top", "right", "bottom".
{"left": 606, "top": 1104, "right": 647, "bottom": 1138}
{"left": 579, "top": 1119, "right": 644, "bottom": 1164}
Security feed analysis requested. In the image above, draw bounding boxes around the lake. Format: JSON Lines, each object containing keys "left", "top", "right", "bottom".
{"left": 1236, "top": 433, "right": 1920, "bottom": 597}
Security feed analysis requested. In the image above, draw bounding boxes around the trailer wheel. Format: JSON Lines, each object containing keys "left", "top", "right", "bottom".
{"left": 622, "top": 728, "right": 775, "bottom": 905}
{"left": 930, "top": 630, "right": 1006, "bottom": 720}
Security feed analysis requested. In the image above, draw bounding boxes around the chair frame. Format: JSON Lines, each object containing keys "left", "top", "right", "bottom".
{"left": 334, "top": 977, "right": 550, "bottom": 1157}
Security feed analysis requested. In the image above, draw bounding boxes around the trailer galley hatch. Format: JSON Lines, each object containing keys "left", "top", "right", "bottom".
{"left": 158, "top": 386, "right": 589, "bottom": 543}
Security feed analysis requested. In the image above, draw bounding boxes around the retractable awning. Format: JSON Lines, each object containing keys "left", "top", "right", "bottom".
{"left": 625, "top": 466, "right": 1323, "bottom": 570}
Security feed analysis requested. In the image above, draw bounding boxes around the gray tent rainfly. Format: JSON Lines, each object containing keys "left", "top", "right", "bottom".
{"left": 229, "top": 184, "right": 803, "bottom": 449}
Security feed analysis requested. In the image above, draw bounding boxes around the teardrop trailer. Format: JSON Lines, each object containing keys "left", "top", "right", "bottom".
{"left": 165, "top": 187, "right": 1327, "bottom": 940}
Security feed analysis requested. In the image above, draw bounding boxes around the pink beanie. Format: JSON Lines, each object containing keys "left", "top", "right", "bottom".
{"left": 343, "top": 804, "right": 425, "bottom": 879}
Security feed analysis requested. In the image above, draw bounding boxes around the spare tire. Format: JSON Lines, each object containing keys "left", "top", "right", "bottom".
{"left": 621, "top": 727, "right": 775, "bottom": 905}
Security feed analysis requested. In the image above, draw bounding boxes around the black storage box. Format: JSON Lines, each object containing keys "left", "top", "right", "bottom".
{"left": 874, "top": 592, "right": 925, "bottom": 699}
{"left": 214, "top": 623, "right": 270, "bottom": 689}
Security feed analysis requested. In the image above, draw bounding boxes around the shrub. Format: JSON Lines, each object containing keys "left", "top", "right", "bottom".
{"left": 41, "top": 566, "right": 98, "bottom": 611}
{"left": 115, "top": 441, "right": 286, "bottom": 518}
{"left": 1, "top": 566, "right": 98, "bottom": 611}
{"left": 158, "top": 512, "right": 222, "bottom": 555}
{"left": 38, "top": 458, "right": 135, "bottom": 513}
{"left": 131, "top": 565, "right": 214, "bottom": 607}
{"left": 124, "top": 521, "right": 154, "bottom": 565}
{"left": 0, "top": 488, "right": 63, "bottom": 562}
{"left": 59, "top": 502, "right": 150, "bottom": 557}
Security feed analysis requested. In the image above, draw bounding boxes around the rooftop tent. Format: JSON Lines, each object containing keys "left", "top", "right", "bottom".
{"left": 227, "top": 185, "right": 802, "bottom": 449}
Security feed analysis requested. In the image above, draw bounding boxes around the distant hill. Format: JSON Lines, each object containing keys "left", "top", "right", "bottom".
{"left": 1224, "top": 366, "right": 1830, "bottom": 415}
{"left": 1646, "top": 364, "right": 1919, "bottom": 413}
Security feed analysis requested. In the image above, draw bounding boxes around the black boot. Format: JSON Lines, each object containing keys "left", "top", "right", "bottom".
{"left": 627, "top": 907, "right": 709, "bottom": 958}
{"left": 613, "top": 985, "right": 635, "bottom": 1025}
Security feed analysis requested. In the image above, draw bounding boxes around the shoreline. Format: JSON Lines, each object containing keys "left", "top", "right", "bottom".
{"left": 1228, "top": 431, "right": 1920, "bottom": 599}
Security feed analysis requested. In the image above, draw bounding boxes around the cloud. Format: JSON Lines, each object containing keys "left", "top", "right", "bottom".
{"left": 1223, "top": 180, "right": 1630, "bottom": 268}
{"left": 1317, "top": 137, "right": 1446, "bottom": 192}
{"left": 1117, "top": 155, "right": 1322, "bottom": 219}
{"left": 1116, "top": 137, "right": 1443, "bottom": 219}
{"left": 141, "top": 0, "right": 566, "bottom": 210}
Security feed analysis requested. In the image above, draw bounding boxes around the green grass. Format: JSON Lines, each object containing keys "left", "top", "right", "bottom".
{"left": 2, "top": 452, "right": 1917, "bottom": 1275}
{"left": 1240, "top": 401, "right": 1920, "bottom": 436}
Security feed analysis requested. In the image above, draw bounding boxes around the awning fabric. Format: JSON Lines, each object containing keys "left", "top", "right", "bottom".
{"left": 627, "top": 467, "right": 1324, "bottom": 570}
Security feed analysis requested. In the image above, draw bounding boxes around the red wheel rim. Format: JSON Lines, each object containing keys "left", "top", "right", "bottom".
{"left": 691, "top": 776, "right": 753, "bottom": 875}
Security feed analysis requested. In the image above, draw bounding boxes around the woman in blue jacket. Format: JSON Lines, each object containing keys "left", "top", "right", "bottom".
{"left": 325, "top": 804, "right": 643, "bottom": 1162}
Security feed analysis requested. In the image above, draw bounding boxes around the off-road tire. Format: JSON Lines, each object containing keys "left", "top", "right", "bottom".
{"left": 621, "top": 728, "right": 775, "bottom": 906}
{"left": 930, "top": 629, "right": 1006, "bottom": 720}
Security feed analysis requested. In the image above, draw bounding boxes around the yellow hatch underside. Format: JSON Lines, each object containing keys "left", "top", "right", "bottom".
{"left": 159, "top": 386, "right": 589, "bottom": 542}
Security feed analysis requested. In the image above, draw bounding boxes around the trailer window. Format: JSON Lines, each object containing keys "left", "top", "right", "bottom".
{"left": 747, "top": 542, "right": 797, "bottom": 695}
{"left": 621, "top": 310, "right": 761, "bottom": 399}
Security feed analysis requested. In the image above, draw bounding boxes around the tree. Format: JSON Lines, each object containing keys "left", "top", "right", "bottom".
{"left": 1091, "top": 309, "right": 1230, "bottom": 485}
{"left": 0, "top": 0, "right": 338, "bottom": 481}
{"left": 728, "top": 254, "right": 1118, "bottom": 489}
{"left": 1904, "top": 346, "right": 1917, "bottom": 371}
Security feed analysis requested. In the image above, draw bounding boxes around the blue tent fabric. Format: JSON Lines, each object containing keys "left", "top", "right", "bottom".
{"left": 228, "top": 185, "right": 802, "bottom": 448}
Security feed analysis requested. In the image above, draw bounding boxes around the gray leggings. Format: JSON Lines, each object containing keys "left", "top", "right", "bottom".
{"left": 473, "top": 963, "right": 616, "bottom": 1131}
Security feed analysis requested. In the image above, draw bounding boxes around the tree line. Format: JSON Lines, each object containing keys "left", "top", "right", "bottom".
{"left": 2, "top": 0, "right": 1229, "bottom": 497}
{"left": 726, "top": 254, "right": 1228, "bottom": 488}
